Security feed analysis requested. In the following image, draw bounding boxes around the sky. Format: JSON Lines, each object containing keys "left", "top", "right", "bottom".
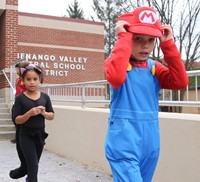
{"left": 18, "top": 0, "right": 97, "bottom": 19}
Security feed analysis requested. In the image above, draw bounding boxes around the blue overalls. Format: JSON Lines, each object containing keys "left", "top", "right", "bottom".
{"left": 105, "top": 59, "right": 160, "bottom": 182}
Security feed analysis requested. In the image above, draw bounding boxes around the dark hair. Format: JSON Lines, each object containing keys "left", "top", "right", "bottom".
{"left": 15, "top": 62, "right": 28, "bottom": 78}
{"left": 15, "top": 62, "right": 20, "bottom": 68}
{"left": 21, "top": 63, "right": 44, "bottom": 83}
{"left": 15, "top": 58, "right": 27, "bottom": 68}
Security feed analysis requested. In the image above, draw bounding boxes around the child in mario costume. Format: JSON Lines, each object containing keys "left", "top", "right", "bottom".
{"left": 104, "top": 6, "right": 188, "bottom": 182}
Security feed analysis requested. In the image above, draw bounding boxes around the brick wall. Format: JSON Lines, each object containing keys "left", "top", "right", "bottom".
{"left": 0, "top": 0, "right": 18, "bottom": 89}
{"left": 18, "top": 47, "right": 105, "bottom": 84}
{"left": 0, "top": 13, "right": 6, "bottom": 70}
{"left": 17, "top": 13, "right": 105, "bottom": 84}
{"left": 0, "top": 0, "right": 105, "bottom": 91}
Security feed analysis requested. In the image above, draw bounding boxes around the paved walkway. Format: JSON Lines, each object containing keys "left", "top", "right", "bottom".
{"left": 0, "top": 141, "right": 112, "bottom": 182}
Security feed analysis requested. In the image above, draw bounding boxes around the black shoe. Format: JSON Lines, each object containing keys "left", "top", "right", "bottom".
{"left": 9, "top": 168, "right": 27, "bottom": 179}
{"left": 10, "top": 139, "right": 16, "bottom": 143}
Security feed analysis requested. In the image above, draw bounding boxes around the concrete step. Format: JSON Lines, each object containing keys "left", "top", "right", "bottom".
{"left": 0, "top": 99, "right": 15, "bottom": 141}
{"left": 0, "top": 125, "right": 15, "bottom": 131}
{"left": 0, "top": 113, "right": 12, "bottom": 119}
{"left": 0, "top": 131, "right": 15, "bottom": 141}
{"left": 0, "top": 119, "right": 13, "bottom": 125}
{"left": 0, "top": 98, "right": 5, "bottom": 103}
{"left": 0, "top": 108, "right": 10, "bottom": 113}
{"left": 0, "top": 103, "right": 7, "bottom": 108}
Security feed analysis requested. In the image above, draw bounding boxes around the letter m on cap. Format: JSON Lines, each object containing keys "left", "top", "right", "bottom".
{"left": 139, "top": 10, "right": 157, "bottom": 24}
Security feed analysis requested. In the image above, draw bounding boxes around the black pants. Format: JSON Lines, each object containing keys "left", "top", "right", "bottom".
{"left": 16, "top": 125, "right": 27, "bottom": 172}
{"left": 11, "top": 105, "right": 26, "bottom": 171}
{"left": 10, "top": 105, "right": 27, "bottom": 178}
{"left": 19, "top": 128, "right": 45, "bottom": 182}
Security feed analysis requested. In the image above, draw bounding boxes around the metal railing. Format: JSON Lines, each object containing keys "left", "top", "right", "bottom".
{"left": 1, "top": 69, "right": 16, "bottom": 100}
{"left": 40, "top": 70, "right": 200, "bottom": 108}
{"left": 159, "top": 70, "right": 200, "bottom": 107}
{"left": 2, "top": 66, "right": 200, "bottom": 108}
{"left": 40, "top": 80, "right": 110, "bottom": 108}
{"left": 1, "top": 69, "right": 15, "bottom": 91}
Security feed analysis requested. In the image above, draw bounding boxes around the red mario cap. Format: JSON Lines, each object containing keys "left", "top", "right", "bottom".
{"left": 118, "top": 7, "right": 162, "bottom": 37}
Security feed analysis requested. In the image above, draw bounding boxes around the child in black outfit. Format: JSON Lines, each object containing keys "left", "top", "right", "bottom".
{"left": 10, "top": 62, "right": 27, "bottom": 179}
{"left": 11, "top": 63, "right": 54, "bottom": 182}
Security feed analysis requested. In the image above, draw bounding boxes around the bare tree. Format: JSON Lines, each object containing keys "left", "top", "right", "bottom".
{"left": 92, "top": 0, "right": 200, "bottom": 65}
{"left": 92, "top": 0, "right": 199, "bottom": 112}
{"left": 147, "top": 0, "right": 200, "bottom": 70}
{"left": 92, "top": 0, "right": 125, "bottom": 57}
{"left": 145, "top": 0, "right": 200, "bottom": 112}
{"left": 91, "top": 0, "right": 200, "bottom": 112}
{"left": 178, "top": 0, "right": 200, "bottom": 70}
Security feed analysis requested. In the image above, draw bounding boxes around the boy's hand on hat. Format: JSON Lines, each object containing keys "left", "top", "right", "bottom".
{"left": 115, "top": 21, "right": 130, "bottom": 35}
{"left": 160, "top": 25, "right": 173, "bottom": 42}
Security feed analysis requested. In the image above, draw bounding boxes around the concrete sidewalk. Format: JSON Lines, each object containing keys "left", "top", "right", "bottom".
{"left": 0, "top": 141, "right": 112, "bottom": 182}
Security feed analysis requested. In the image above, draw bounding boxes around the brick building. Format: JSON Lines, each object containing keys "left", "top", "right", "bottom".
{"left": 0, "top": 0, "right": 105, "bottom": 100}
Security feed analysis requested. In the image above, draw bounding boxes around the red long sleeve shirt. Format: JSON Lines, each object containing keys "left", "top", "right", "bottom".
{"left": 104, "top": 32, "right": 188, "bottom": 90}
